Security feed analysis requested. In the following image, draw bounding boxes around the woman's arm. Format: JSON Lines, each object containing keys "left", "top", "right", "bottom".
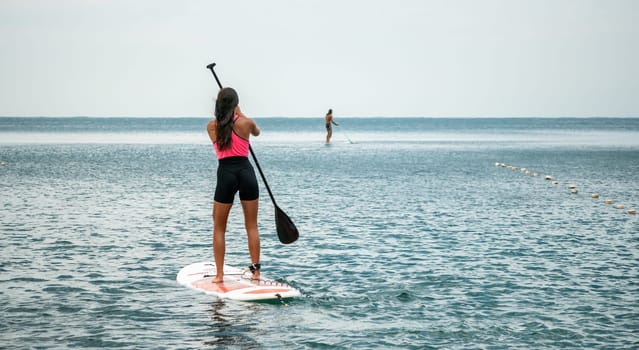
{"left": 251, "top": 119, "right": 261, "bottom": 136}
{"left": 206, "top": 120, "right": 216, "bottom": 143}
{"left": 235, "top": 106, "right": 260, "bottom": 137}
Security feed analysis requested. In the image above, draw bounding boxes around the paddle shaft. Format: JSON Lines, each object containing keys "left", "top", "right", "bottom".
{"left": 339, "top": 124, "right": 354, "bottom": 144}
{"left": 206, "top": 64, "right": 279, "bottom": 207}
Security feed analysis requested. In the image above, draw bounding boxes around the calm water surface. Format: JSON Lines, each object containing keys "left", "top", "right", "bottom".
{"left": 1, "top": 118, "right": 638, "bottom": 349}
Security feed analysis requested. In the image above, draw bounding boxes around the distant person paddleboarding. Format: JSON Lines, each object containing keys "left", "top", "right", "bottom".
{"left": 325, "top": 109, "right": 339, "bottom": 144}
{"left": 206, "top": 87, "right": 262, "bottom": 283}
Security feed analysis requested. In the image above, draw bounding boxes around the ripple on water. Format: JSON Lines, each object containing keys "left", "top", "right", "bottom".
{"left": 2, "top": 141, "right": 638, "bottom": 348}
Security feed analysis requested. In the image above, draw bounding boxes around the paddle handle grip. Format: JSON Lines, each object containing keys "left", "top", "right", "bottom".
{"left": 206, "top": 63, "right": 224, "bottom": 92}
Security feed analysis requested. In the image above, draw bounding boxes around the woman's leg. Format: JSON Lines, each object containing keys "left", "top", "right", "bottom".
{"left": 213, "top": 201, "right": 232, "bottom": 283}
{"left": 240, "top": 199, "right": 260, "bottom": 280}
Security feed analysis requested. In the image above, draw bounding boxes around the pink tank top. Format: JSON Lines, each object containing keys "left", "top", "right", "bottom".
{"left": 214, "top": 115, "right": 250, "bottom": 159}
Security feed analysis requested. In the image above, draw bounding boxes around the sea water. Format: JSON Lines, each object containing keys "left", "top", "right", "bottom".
{"left": 1, "top": 117, "right": 638, "bottom": 349}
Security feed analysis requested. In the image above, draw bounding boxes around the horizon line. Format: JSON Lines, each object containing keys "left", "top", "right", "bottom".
{"left": 1, "top": 115, "right": 638, "bottom": 119}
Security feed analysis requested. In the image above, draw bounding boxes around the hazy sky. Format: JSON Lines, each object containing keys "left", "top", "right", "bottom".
{"left": 1, "top": 0, "right": 637, "bottom": 117}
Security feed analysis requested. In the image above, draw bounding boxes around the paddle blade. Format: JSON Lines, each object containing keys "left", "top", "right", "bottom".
{"left": 275, "top": 206, "right": 299, "bottom": 244}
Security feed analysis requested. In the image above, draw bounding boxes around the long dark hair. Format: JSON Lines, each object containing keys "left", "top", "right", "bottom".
{"left": 215, "top": 87, "right": 239, "bottom": 150}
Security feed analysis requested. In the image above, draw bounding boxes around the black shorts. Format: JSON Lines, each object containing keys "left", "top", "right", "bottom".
{"left": 214, "top": 156, "right": 259, "bottom": 204}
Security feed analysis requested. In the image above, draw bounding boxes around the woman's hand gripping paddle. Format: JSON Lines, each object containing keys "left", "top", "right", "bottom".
{"left": 206, "top": 63, "right": 299, "bottom": 244}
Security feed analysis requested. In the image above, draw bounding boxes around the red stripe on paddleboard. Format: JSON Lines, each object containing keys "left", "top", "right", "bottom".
{"left": 191, "top": 279, "right": 251, "bottom": 293}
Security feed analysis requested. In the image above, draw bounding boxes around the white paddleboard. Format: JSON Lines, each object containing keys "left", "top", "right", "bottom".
{"left": 176, "top": 261, "right": 301, "bottom": 302}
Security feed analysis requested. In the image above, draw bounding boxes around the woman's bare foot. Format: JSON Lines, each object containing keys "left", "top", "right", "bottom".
{"left": 251, "top": 271, "right": 260, "bottom": 281}
{"left": 212, "top": 275, "right": 224, "bottom": 283}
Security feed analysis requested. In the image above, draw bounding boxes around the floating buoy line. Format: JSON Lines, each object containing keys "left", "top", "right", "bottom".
{"left": 495, "top": 162, "right": 636, "bottom": 215}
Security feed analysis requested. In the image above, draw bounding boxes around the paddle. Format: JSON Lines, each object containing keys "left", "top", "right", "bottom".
{"left": 338, "top": 124, "right": 355, "bottom": 144}
{"left": 206, "top": 63, "right": 299, "bottom": 244}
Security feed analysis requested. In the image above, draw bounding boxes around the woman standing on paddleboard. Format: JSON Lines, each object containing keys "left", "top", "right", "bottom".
{"left": 207, "top": 87, "right": 261, "bottom": 282}
{"left": 325, "top": 109, "right": 339, "bottom": 144}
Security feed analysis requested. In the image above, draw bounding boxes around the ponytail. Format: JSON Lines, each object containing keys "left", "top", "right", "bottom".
{"left": 214, "top": 87, "right": 239, "bottom": 150}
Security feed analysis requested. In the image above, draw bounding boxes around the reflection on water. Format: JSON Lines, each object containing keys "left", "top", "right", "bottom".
{"left": 204, "top": 300, "right": 266, "bottom": 349}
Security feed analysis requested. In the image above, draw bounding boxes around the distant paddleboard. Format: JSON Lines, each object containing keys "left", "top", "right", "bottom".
{"left": 177, "top": 261, "right": 301, "bottom": 302}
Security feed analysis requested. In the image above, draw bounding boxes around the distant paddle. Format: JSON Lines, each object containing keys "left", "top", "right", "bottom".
{"left": 339, "top": 124, "right": 355, "bottom": 144}
{"left": 206, "top": 63, "right": 299, "bottom": 244}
